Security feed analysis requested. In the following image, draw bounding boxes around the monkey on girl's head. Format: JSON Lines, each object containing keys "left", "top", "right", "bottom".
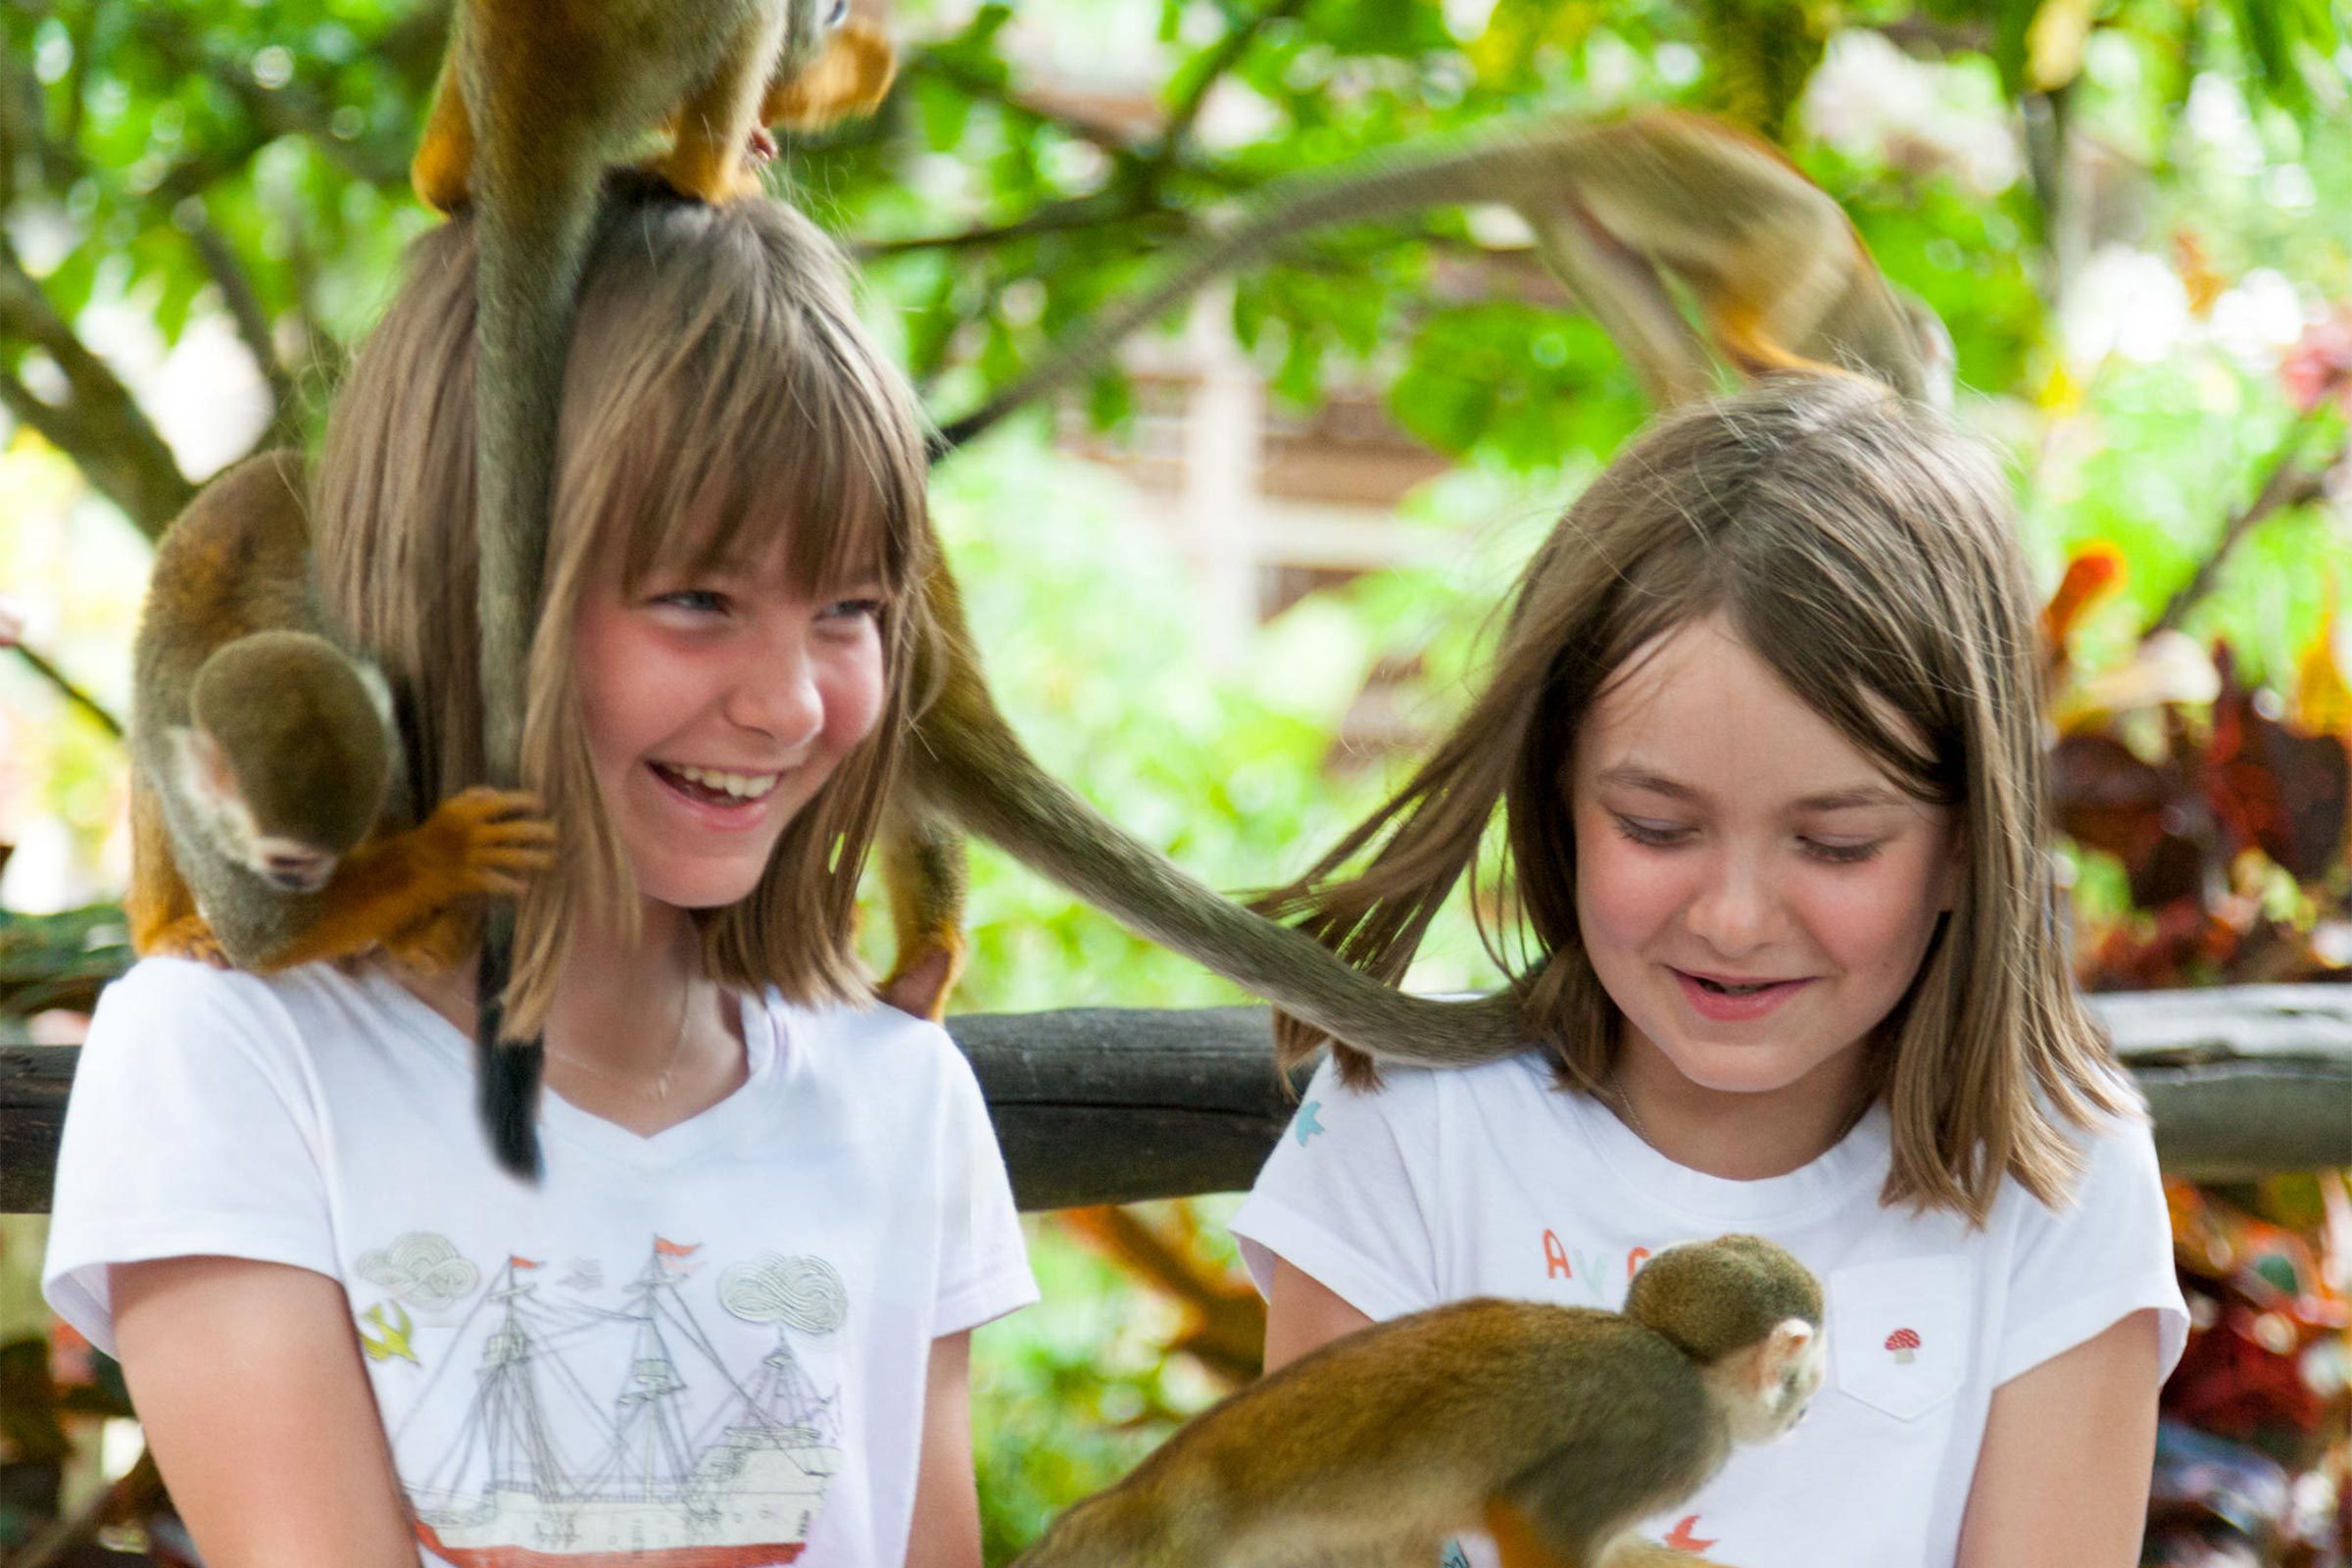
{"left": 314, "top": 179, "right": 932, "bottom": 1081}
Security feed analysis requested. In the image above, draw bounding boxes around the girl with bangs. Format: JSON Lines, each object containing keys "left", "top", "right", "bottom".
{"left": 44, "top": 182, "right": 1034, "bottom": 1568}
{"left": 1232, "top": 375, "right": 2186, "bottom": 1568}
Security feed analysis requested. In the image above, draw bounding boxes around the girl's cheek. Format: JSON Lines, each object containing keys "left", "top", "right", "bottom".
{"left": 820, "top": 641, "right": 888, "bottom": 749}
{"left": 1574, "top": 827, "right": 1682, "bottom": 943}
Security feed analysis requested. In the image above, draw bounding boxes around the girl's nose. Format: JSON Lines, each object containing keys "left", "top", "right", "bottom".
{"left": 1686, "top": 854, "right": 1781, "bottom": 956}
{"left": 726, "top": 636, "right": 825, "bottom": 749}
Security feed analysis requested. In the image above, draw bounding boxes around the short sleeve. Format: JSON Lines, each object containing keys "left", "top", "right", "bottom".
{"left": 42, "top": 959, "right": 338, "bottom": 1357}
{"left": 1995, "top": 1106, "right": 2188, "bottom": 1386}
{"left": 1228, "top": 1055, "right": 1446, "bottom": 1322}
{"left": 928, "top": 1039, "right": 1036, "bottom": 1338}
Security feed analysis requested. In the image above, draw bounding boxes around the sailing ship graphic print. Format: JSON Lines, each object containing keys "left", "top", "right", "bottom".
{"left": 375, "top": 1233, "right": 850, "bottom": 1567}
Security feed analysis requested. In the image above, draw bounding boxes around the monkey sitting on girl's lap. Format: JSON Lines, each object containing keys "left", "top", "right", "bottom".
{"left": 45, "top": 184, "right": 1034, "bottom": 1568}
{"left": 1234, "top": 375, "right": 2188, "bottom": 1568}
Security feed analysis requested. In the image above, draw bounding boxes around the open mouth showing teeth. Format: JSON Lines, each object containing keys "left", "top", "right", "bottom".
{"left": 1690, "top": 976, "right": 1783, "bottom": 996}
{"left": 653, "top": 762, "right": 780, "bottom": 806}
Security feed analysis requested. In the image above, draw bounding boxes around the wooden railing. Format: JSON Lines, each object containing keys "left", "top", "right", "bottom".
{"left": 7, "top": 986, "right": 2352, "bottom": 1212}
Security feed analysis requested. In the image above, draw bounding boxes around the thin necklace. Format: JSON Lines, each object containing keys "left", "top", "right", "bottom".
{"left": 1607, "top": 1075, "right": 1654, "bottom": 1147}
{"left": 550, "top": 978, "right": 697, "bottom": 1102}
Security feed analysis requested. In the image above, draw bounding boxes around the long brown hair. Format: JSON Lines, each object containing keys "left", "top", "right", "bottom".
{"left": 315, "top": 177, "right": 935, "bottom": 1034}
{"left": 1266, "top": 374, "right": 2129, "bottom": 1223}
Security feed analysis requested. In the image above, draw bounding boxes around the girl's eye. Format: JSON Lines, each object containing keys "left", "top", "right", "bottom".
{"left": 820, "top": 597, "right": 885, "bottom": 623}
{"left": 1609, "top": 814, "right": 1690, "bottom": 848}
{"left": 1802, "top": 839, "right": 1885, "bottom": 865}
{"left": 653, "top": 588, "right": 726, "bottom": 614}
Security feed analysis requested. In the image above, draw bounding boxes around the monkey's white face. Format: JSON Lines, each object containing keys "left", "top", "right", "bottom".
{"left": 571, "top": 530, "right": 887, "bottom": 915}
{"left": 1726, "top": 1318, "right": 1828, "bottom": 1445}
{"left": 1570, "top": 613, "right": 1959, "bottom": 1134}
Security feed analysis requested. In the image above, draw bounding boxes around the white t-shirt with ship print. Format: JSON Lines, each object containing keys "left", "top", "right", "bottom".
{"left": 45, "top": 956, "right": 1037, "bottom": 1568}
{"left": 1230, "top": 1050, "right": 2188, "bottom": 1568}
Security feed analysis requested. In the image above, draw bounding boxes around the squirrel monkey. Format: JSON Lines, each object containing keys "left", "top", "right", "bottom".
{"left": 407, "top": 0, "right": 896, "bottom": 1174}
{"left": 126, "top": 453, "right": 556, "bottom": 974}
{"left": 879, "top": 111, "right": 1948, "bottom": 1061}
{"left": 1011, "top": 1235, "right": 1826, "bottom": 1568}
{"left": 934, "top": 106, "right": 1949, "bottom": 457}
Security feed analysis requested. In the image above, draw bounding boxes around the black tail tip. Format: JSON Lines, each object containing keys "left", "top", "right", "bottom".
{"left": 479, "top": 1034, "right": 545, "bottom": 1181}
{"left": 474, "top": 930, "right": 544, "bottom": 1182}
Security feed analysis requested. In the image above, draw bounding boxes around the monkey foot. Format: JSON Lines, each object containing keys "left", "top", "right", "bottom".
{"left": 876, "top": 939, "right": 966, "bottom": 1022}
{"left": 145, "top": 917, "right": 231, "bottom": 969}
{"left": 381, "top": 906, "right": 477, "bottom": 975}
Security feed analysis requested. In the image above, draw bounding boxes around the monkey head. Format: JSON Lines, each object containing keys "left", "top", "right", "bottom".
{"left": 1625, "top": 1234, "right": 1828, "bottom": 1445}
{"left": 177, "top": 630, "right": 392, "bottom": 891}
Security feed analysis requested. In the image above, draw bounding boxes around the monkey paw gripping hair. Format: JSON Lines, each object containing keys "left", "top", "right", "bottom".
{"left": 1012, "top": 1235, "right": 1825, "bottom": 1568}
{"left": 408, "top": 0, "right": 897, "bottom": 1176}
{"left": 127, "top": 452, "right": 556, "bottom": 975}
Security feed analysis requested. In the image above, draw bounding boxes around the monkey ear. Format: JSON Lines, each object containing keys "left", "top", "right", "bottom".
{"left": 761, "top": 20, "right": 896, "bottom": 130}
{"left": 1753, "top": 1318, "right": 1816, "bottom": 1389}
{"left": 169, "top": 723, "right": 242, "bottom": 808}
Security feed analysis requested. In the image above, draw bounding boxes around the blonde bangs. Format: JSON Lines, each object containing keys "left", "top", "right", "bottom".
{"left": 318, "top": 180, "right": 934, "bottom": 1035}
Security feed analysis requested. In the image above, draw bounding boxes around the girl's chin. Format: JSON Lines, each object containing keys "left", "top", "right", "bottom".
{"left": 1646, "top": 1035, "right": 1864, "bottom": 1098}
{"left": 630, "top": 865, "right": 771, "bottom": 912}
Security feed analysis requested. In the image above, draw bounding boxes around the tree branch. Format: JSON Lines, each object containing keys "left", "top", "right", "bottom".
{"left": 5, "top": 643, "right": 124, "bottom": 741}
{"left": 2148, "top": 412, "right": 2340, "bottom": 637}
{"left": 914, "top": 48, "right": 1154, "bottom": 158}
{"left": 857, "top": 192, "right": 1179, "bottom": 260}
{"left": 1152, "top": 0, "right": 1311, "bottom": 172}
{"left": 183, "top": 210, "right": 300, "bottom": 444}
{"left": 0, "top": 240, "right": 193, "bottom": 538}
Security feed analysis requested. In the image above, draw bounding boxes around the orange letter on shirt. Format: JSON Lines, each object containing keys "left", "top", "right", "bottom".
{"left": 1544, "top": 1230, "right": 1572, "bottom": 1279}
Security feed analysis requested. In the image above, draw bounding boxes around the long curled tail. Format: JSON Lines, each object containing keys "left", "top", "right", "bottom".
{"left": 904, "top": 566, "right": 1527, "bottom": 1070}
{"left": 469, "top": 129, "right": 605, "bottom": 1180}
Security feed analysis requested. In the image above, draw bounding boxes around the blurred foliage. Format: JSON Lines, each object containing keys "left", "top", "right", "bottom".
{"left": 6, "top": 0, "right": 2352, "bottom": 1562}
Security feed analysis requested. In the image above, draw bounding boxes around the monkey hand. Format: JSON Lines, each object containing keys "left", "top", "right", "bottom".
{"left": 411, "top": 786, "right": 559, "bottom": 903}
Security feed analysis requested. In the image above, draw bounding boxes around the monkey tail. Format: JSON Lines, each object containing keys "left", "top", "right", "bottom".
{"left": 468, "top": 133, "right": 605, "bottom": 1181}
{"left": 908, "top": 579, "right": 1528, "bottom": 1072}
{"left": 928, "top": 122, "right": 1593, "bottom": 460}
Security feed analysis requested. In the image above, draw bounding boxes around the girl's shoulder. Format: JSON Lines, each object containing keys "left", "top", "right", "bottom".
{"left": 1304, "top": 1045, "right": 1590, "bottom": 1146}
{"left": 91, "top": 953, "right": 377, "bottom": 1042}
{"left": 747, "top": 992, "right": 985, "bottom": 1101}
{"left": 1314, "top": 1045, "right": 1568, "bottom": 1108}
{"left": 82, "top": 956, "right": 438, "bottom": 1087}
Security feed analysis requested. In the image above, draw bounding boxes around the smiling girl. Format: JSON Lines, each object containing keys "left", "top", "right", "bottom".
{"left": 45, "top": 183, "right": 1035, "bottom": 1568}
{"left": 1233, "top": 375, "right": 2186, "bottom": 1568}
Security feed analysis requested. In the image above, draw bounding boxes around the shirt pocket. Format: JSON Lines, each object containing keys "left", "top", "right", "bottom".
{"left": 1829, "top": 1255, "right": 1974, "bottom": 1422}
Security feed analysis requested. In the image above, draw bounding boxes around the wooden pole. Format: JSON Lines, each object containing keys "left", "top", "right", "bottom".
{"left": 7, "top": 988, "right": 2352, "bottom": 1212}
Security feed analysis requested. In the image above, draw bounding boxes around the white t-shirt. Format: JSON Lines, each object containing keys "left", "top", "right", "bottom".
{"left": 1230, "top": 1051, "right": 2188, "bottom": 1568}
{"left": 45, "top": 957, "right": 1037, "bottom": 1568}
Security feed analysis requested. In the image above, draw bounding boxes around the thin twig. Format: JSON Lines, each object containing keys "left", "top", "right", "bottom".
{"left": 856, "top": 194, "right": 1173, "bottom": 260}
{"left": 184, "top": 213, "right": 301, "bottom": 443}
{"left": 7, "top": 643, "right": 124, "bottom": 740}
{"left": 2148, "top": 411, "right": 2338, "bottom": 637}
{"left": 1152, "top": 0, "right": 1311, "bottom": 172}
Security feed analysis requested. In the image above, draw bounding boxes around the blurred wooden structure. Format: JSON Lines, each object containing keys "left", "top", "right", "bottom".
{"left": 7, "top": 987, "right": 2352, "bottom": 1213}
